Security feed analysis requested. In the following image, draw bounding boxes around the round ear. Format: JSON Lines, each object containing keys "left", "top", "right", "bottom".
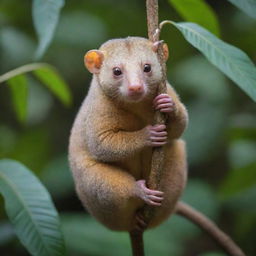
{"left": 162, "top": 43, "right": 169, "bottom": 61}
{"left": 152, "top": 42, "right": 169, "bottom": 62}
{"left": 84, "top": 50, "right": 104, "bottom": 74}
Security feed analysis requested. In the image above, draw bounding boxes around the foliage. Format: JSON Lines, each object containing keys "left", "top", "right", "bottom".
{"left": 168, "top": 0, "right": 220, "bottom": 36}
{"left": 0, "top": 0, "right": 255, "bottom": 255}
{"left": 32, "top": 0, "right": 65, "bottom": 59}
{"left": 0, "top": 63, "right": 72, "bottom": 123}
{"left": 170, "top": 21, "right": 256, "bottom": 102}
{"left": 226, "top": 0, "right": 256, "bottom": 19}
{"left": 0, "top": 159, "right": 65, "bottom": 256}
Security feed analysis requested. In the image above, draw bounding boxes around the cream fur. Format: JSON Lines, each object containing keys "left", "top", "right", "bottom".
{"left": 69, "top": 37, "right": 188, "bottom": 231}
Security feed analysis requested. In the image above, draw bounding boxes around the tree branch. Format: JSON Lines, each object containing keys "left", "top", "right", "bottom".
{"left": 129, "top": 1, "right": 167, "bottom": 255}
{"left": 176, "top": 202, "right": 246, "bottom": 256}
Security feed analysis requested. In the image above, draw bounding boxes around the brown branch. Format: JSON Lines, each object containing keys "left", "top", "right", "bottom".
{"left": 176, "top": 202, "right": 246, "bottom": 256}
{"left": 129, "top": 230, "right": 144, "bottom": 256}
{"left": 129, "top": 1, "right": 168, "bottom": 256}
{"left": 143, "top": 0, "right": 168, "bottom": 226}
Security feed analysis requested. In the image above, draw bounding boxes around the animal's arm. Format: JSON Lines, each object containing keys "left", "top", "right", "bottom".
{"left": 87, "top": 127, "right": 147, "bottom": 162}
{"left": 86, "top": 113, "right": 167, "bottom": 162}
{"left": 165, "top": 84, "right": 188, "bottom": 139}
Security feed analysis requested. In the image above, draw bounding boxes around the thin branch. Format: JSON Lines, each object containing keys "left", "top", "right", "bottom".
{"left": 129, "top": 230, "right": 144, "bottom": 256}
{"left": 176, "top": 202, "right": 246, "bottom": 256}
{"left": 0, "top": 63, "right": 50, "bottom": 83}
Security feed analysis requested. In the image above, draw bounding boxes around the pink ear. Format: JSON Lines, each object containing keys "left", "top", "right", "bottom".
{"left": 152, "top": 41, "right": 169, "bottom": 61}
{"left": 84, "top": 50, "right": 104, "bottom": 74}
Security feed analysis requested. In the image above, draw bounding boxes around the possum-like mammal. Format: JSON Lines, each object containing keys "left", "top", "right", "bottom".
{"left": 69, "top": 37, "right": 188, "bottom": 231}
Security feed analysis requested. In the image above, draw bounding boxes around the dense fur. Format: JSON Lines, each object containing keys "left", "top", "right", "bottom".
{"left": 69, "top": 37, "right": 188, "bottom": 231}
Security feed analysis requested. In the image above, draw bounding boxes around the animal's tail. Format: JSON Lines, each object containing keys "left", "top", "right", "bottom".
{"left": 175, "top": 201, "right": 246, "bottom": 256}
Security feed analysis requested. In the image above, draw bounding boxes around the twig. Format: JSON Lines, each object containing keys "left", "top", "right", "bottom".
{"left": 0, "top": 63, "right": 50, "bottom": 83}
{"left": 176, "top": 202, "right": 246, "bottom": 256}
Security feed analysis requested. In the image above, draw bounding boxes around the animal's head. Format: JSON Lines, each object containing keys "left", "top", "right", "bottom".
{"left": 84, "top": 37, "right": 169, "bottom": 102}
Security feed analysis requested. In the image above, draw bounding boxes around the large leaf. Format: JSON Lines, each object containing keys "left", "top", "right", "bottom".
{"left": 7, "top": 75, "right": 28, "bottom": 123}
{"left": 32, "top": 0, "right": 65, "bottom": 59}
{"left": 226, "top": 0, "right": 256, "bottom": 19}
{"left": 0, "top": 159, "right": 65, "bottom": 256}
{"left": 33, "top": 66, "right": 71, "bottom": 106}
{"left": 170, "top": 22, "right": 256, "bottom": 102}
{"left": 168, "top": 0, "right": 220, "bottom": 36}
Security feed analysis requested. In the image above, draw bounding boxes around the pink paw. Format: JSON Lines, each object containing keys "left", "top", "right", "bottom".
{"left": 145, "top": 124, "right": 167, "bottom": 147}
{"left": 153, "top": 93, "right": 176, "bottom": 113}
{"left": 136, "top": 180, "right": 164, "bottom": 206}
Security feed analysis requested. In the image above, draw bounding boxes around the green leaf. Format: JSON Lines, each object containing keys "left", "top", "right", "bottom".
{"left": 168, "top": 0, "right": 220, "bottom": 36}
{"left": 0, "top": 159, "right": 65, "bottom": 256}
{"left": 0, "top": 63, "right": 72, "bottom": 108}
{"left": 170, "top": 22, "right": 256, "bottom": 102}
{"left": 7, "top": 75, "right": 28, "bottom": 123}
{"left": 33, "top": 66, "right": 72, "bottom": 106}
{"left": 32, "top": 0, "right": 65, "bottom": 59}
{"left": 226, "top": 0, "right": 256, "bottom": 19}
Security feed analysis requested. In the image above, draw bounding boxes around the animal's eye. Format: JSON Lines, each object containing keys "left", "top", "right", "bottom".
{"left": 113, "top": 67, "right": 122, "bottom": 76}
{"left": 143, "top": 64, "right": 151, "bottom": 73}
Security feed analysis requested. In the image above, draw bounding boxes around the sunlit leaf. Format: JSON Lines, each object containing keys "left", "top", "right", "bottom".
{"left": 0, "top": 159, "right": 65, "bottom": 256}
{"left": 168, "top": 0, "right": 220, "bottom": 36}
{"left": 7, "top": 75, "right": 28, "bottom": 123}
{"left": 226, "top": 0, "right": 256, "bottom": 19}
{"left": 32, "top": 0, "right": 65, "bottom": 59}
{"left": 33, "top": 66, "right": 72, "bottom": 106}
{"left": 170, "top": 22, "right": 256, "bottom": 102}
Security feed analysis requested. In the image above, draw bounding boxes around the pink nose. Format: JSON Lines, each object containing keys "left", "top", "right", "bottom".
{"left": 128, "top": 84, "right": 143, "bottom": 93}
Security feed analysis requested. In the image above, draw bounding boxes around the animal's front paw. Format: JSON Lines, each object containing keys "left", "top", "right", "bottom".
{"left": 144, "top": 124, "right": 167, "bottom": 147}
{"left": 153, "top": 93, "right": 176, "bottom": 114}
{"left": 135, "top": 180, "right": 164, "bottom": 206}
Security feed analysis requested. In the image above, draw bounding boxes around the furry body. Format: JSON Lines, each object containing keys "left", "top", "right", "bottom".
{"left": 69, "top": 37, "right": 188, "bottom": 231}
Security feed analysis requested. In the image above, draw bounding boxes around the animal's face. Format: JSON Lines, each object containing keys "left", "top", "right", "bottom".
{"left": 84, "top": 37, "right": 168, "bottom": 102}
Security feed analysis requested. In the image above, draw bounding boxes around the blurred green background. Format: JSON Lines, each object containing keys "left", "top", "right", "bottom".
{"left": 0, "top": 0, "right": 255, "bottom": 255}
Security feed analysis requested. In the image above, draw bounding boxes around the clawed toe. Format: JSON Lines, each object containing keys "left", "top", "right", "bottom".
{"left": 134, "top": 213, "right": 147, "bottom": 231}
